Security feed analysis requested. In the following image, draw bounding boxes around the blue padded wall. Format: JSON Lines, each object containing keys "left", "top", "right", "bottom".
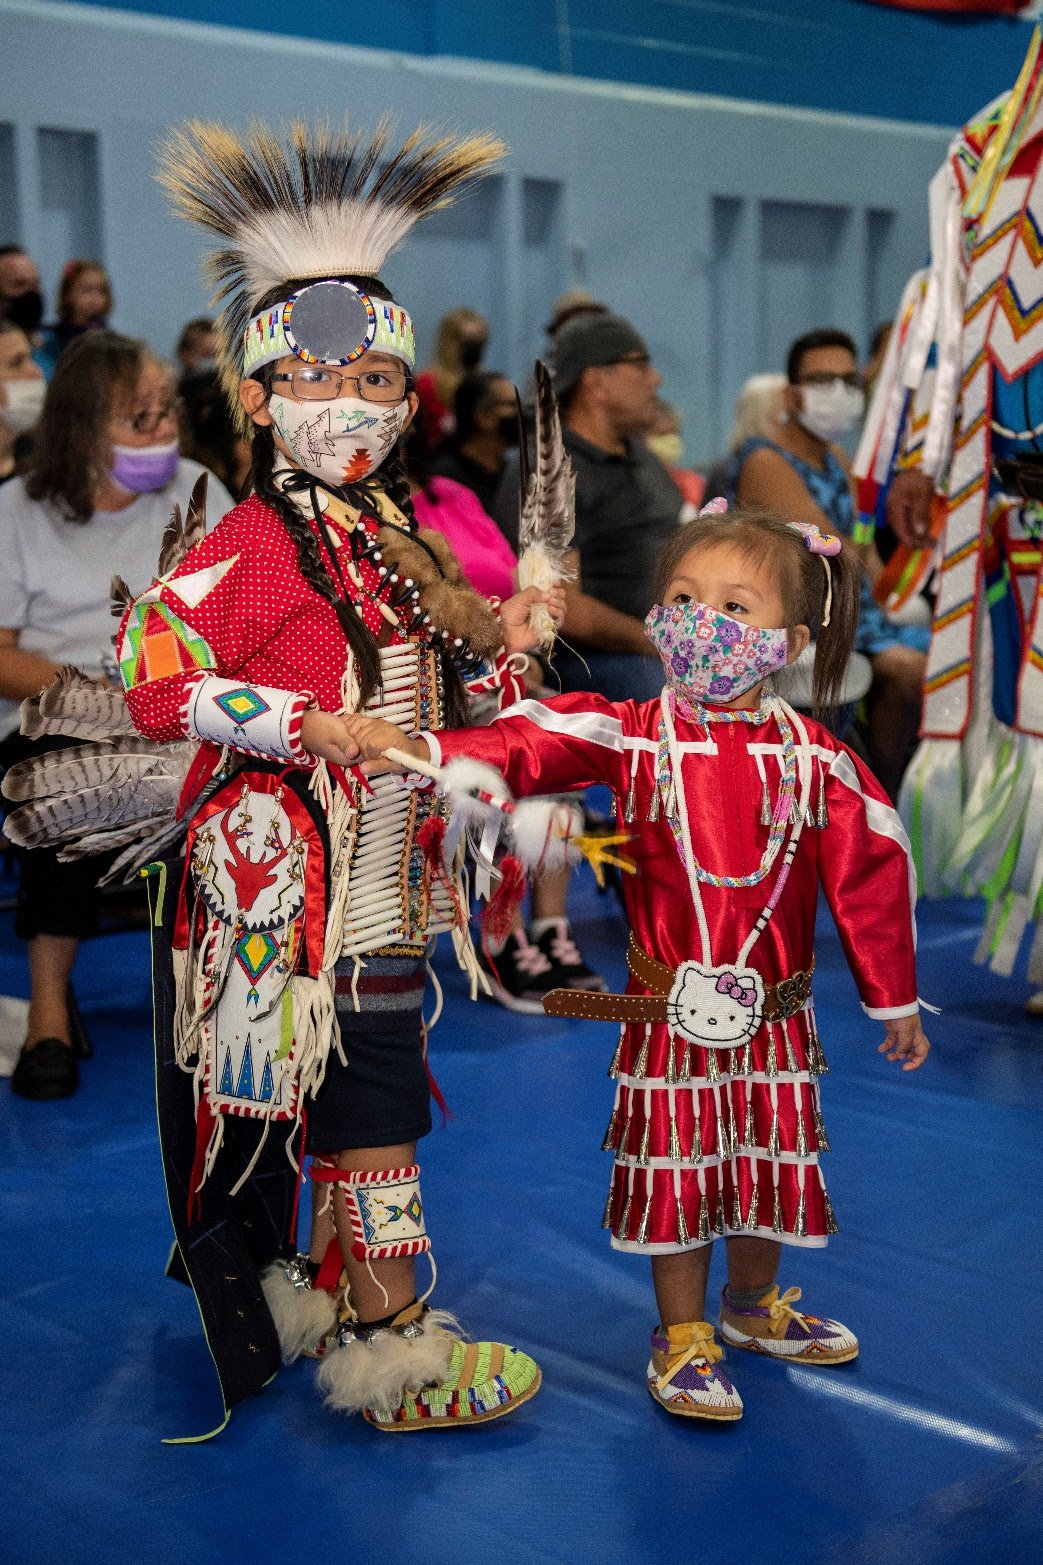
{"left": 0, "top": 0, "right": 996, "bottom": 458}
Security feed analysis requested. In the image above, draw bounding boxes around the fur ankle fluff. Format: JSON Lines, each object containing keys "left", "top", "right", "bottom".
{"left": 260, "top": 1262, "right": 338, "bottom": 1364}
{"left": 316, "top": 1308, "right": 462, "bottom": 1416}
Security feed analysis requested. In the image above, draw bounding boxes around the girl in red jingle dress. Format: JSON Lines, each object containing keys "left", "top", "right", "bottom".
{"left": 345, "top": 509, "right": 932, "bottom": 1424}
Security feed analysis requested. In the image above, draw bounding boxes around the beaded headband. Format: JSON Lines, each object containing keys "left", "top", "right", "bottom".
{"left": 243, "top": 278, "right": 415, "bottom": 377}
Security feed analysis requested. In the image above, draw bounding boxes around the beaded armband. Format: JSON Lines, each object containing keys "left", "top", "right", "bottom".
{"left": 185, "top": 673, "right": 316, "bottom": 765}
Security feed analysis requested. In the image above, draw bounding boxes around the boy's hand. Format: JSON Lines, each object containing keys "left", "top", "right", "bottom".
{"left": 878, "top": 1015, "right": 930, "bottom": 1072}
{"left": 300, "top": 710, "right": 364, "bottom": 766}
{"left": 499, "top": 585, "right": 567, "bottom": 655}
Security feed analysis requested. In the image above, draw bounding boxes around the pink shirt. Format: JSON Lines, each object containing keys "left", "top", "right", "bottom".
{"left": 413, "top": 475, "right": 518, "bottom": 602}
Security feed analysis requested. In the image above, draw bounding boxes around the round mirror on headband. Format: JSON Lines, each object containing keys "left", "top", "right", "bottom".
{"left": 282, "top": 280, "right": 377, "bottom": 366}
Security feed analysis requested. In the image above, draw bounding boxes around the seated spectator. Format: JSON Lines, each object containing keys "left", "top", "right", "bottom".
{"left": 493, "top": 311, "right": 680, "bottom": 702}
{"left": 0, "top": 246, "right": 44, "bottom": 338}
{"left": 431, "top": 370, "right": 519, "bottom": 517}
{"left": 0, "top": 320, "right": 45, "bottom": 483}
{"left": 179, "top": 366, "right": 251, "bottom": 496}
{"left": 0, "top": 331, "right": 235, "bottom": 1101}
{"left": 645, "top": 397, "right": 705, "bottom": 517}
{"left": 403, "top": 423, "right": 605, "bottom": 1008}
{"left": 176, "top": 317, "right": 218, "bottom": 381}
{"left": 703, "top": 373, "right": 787, "bottom": 503}
{"left": 729, "top": 328, "right": 927, "bottom": 798}
{"left": 37, "top": 259, "right": 112, "bottom": 375}
{"left": 414, "top": 307, "right": 489, "bottom": 450}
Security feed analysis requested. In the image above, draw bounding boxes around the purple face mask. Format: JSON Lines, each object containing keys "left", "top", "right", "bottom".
{"left": 645, "top": 600, "right": 790, "bottom": 705}
{"left": 110, "top": 439, "right": 180, "bottom": 495}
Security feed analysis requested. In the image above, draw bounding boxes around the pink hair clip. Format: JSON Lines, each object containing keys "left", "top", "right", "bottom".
{"left": 699, "top": 497, "right": 729, "bottom": 517}
{"left": 787, "top": 520, "right": 842, "bottom": 557}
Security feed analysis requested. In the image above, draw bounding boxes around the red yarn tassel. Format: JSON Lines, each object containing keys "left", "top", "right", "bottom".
{"left": 417, "top": 813, "right": 465, "bottom": 926}
{"left": 482, "top": 852, "right": 526, "bottom": 952}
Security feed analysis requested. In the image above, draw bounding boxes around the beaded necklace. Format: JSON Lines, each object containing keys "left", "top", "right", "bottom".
{"left": 655, "top": 692, "right": 797, "bottom": 888}
{"left": 659, "top": 688, "right": 812, "bottom": 970}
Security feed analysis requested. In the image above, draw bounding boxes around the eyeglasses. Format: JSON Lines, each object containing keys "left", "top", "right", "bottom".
{"left": 271, "top": 366, "right": 410, "bottom": 404}
{"left": 798, "top": 372, "right": 863, "bottom": 390}
{"left": 113, "top": 400, "right": 181, "bottom": 436}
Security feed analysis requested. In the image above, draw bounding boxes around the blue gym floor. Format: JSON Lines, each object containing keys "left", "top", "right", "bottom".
{"left": 2, "top": 866, "right": 1042, "bottom": 1565}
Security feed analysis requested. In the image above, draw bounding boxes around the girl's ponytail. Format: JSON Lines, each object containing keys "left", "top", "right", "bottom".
{"left": 810, "top": 541, "right": 860, "bottom": 721}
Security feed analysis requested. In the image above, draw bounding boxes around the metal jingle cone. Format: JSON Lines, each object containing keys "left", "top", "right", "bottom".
{"left": 601, "top": 1186, "right": 615, "bottom": 1229}
{"left": 767, "top": 1110, "right": 781, "bottom": 1158}
{"left": 607, "top": 1036, "right": 623, "bottom": 1078}
{"left": 764, "top": 1033, "right": 779, "bottom": 1078}
{"left": 697, "top": 1194, "right": 712, "bottom": 1242}
{"left": 715, "top": 1112, "right": 729, "bottom": 1163}
{"left": 632, "top": 1034, "right": 650, "bottom": 1079}
{"left": 667, "top": 780, "right": 680, "bottom": 825}
{"left": 813, "top": 1100, "right": 831, "bottom": 1153}
{"left": 689, "top": 1117, "right": 704, "bottom": 1164}
{"left": 740, "top": 1041, "right": 753, "bottom": 1077}
{"left": 771, "top": 1186, "right": 783, "bottom": 1234}
{"left": 817, "top": 1038, "right": 830, "bottom": 1074}
{"left": 665, "top": 1037, "right": 678, "bottom": 1085}
{"left": 601, "top": 1109, "right": 619, "bottom": 1152}
{"left": 759, "top": 779, "right": 772, "bottom": 827}
{"left": 729, "top": 1047, "right": 740, "bottom": 1077}
{"left": 823, "top": 1188, "right": 840, "bottom": 1234}
{"left": 676, "top": 1197, "right": 692, "bottom": 1246}
{"left": 745, "top": 1181, "right": 760, "bottom": 1230}
{"left": 705, "top": 1047, "right": 721, "bottom": 1084}
{"left": 647, "top": 782, "right": 661, "bottom": 823}
{"left": 637, "top": 1120, "right": 651, "bottom": 1167}
{"left": 794, "top": 1192, "right": 807, "bottom": 1238}
{"left": 616, "top": 1191, "right": 633, "bottom": 1241}
{"left": 678, "top": 1043, "right": 692, "bottom": 1082}
{"left": 712, "top": 1198, "right": 726, "bottom": 1237}
{"left": 668, "top": 1114, "right": 682, "bottom": 1163}
{"left": 731, "top": 1184, "right": 743, "bottom": 1232}
{"left": 636, "top": 1190, "right": 654, "bottom": 1246}
{"left": 795, "top": 1111, "right": 809, "bottom": 1159}
{"left": 815, "top": 762, "right": 829, "bottom": 829}
{"left": 743, "top": 1095, "right": 756, "bottom": 1148}
{"left": 789, "top": 792, "right": 803, "bottom": 826}
{"left": 623, "top": 774, "right": 637, "bottom": 825}
{"left": 619, "top": 1115, "right": 632, "bottom": 1158}
{"left": 784, "top": 1030, "right": 800, "bottom": 1074}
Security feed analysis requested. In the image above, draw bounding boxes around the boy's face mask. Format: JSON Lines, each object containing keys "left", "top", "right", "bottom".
{"left": 645, "top": 599, "right": 789, "bottom": 704}
{"left": 269, "top": 392, "right": 410, "bottom": 486}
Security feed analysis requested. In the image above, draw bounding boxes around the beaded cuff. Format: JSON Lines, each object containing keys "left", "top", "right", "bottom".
{"left": 185, "top": 674, "right": 316, "bottom": 765}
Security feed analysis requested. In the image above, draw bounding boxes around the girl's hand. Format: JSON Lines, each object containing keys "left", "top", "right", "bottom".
{"left": 878, "top": 1015, "right": 930, "bottom": 1072}
{"left": 339, "top": 714, "right": 429, "bottom": 775}
{"left": 300, "top": 710, "right": 364, "bottom": 766}
{"left": 499, "top": 585, "right": 567, "bottom": 655}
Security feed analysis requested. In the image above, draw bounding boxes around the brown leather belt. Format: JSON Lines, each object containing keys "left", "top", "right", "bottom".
{"left": 542, "top": 935, "right": 813, "bottom": 1024}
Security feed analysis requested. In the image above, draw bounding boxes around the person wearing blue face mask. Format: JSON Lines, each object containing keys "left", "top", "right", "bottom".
{"left": 0, "top": 329, "right": 234, "bottom": 1099}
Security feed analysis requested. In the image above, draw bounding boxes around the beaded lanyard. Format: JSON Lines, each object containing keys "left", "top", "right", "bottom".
{"left": 658, "top": 688, "right": 813, "bottom": 969}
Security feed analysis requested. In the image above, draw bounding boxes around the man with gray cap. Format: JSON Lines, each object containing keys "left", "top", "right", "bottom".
{"left": 492, "top": 311, "right": 681, "bottom": 700}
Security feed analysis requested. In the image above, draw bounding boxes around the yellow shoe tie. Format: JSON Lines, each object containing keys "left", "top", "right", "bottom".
{"left": 761, "top": 1285, "right": 810, "bottom": 1339}
{"left": 656, "top": 1320, "right": 722, "bottom": 1392}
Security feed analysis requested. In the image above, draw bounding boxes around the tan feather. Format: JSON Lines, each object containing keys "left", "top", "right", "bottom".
{"left": 20, "top": 669, "right": 138, "bottom": 742}
{"left": 110, "top": 575, "right": 133, "bottom": 619}
{"left": 517, "top": 360, "right": 576, "bottom": 652}
{"left": 158, "top": 471, "right": 209, "bottom": 577}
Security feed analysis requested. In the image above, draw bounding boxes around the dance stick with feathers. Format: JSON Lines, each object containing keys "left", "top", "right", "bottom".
{"left": 516, "top": 360, "right": 576, "bottom": 654}
{"left": 2, "top": 476, "right": 210, "bottom": 882}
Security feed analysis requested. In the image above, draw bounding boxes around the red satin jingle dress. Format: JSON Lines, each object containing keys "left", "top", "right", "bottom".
{"left": 433, "top": 691, "right": 919, "bottom": 1253}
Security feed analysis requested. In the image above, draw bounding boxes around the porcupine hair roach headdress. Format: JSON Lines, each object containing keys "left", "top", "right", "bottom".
{"left": 156, "top": 118, "right": 506, "bottom": 431}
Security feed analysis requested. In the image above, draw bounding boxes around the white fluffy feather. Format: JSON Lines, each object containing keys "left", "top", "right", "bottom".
{"left": 315, "top": 1309, "right": 460, "bottom": 1416}
{"left": 508, "top": 797, "right": 583, "bottom": 872}
{"left": 236, "top": 201, "right": 420, "bottom": 305}
{"left": 260, "top": 1263, "right": 337, "bottom": 1364}
{"left": 437, "top": 756, "right": 514, "bottom": 827}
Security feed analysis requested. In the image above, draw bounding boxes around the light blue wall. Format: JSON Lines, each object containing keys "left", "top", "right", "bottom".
{"left": 0, "top": 0, "right": 957, "bottom": 461}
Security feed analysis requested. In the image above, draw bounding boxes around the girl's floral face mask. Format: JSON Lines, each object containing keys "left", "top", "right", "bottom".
{"left": 644, "top": 600, "right": 790, "bottom": 705}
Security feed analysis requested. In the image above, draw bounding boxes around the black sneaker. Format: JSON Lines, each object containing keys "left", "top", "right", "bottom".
{"left": 482, "top": 929, "right": 559, "bottom": 1015}
{"left": 11, "top": 1038, "right": 79, "bottom": 1100}
{"left": 532, "top": 920, "right": 607, "bottom": 992}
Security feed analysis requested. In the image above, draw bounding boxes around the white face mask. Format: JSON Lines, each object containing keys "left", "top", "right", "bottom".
{"left": 798, "top": 380, "right": 865, "bottom": 443}
{"left": 0, "top": 376, "right": 45, "bottom": 435}
{"left": 269, "top": 392, "right": 410, "bottom": 486}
